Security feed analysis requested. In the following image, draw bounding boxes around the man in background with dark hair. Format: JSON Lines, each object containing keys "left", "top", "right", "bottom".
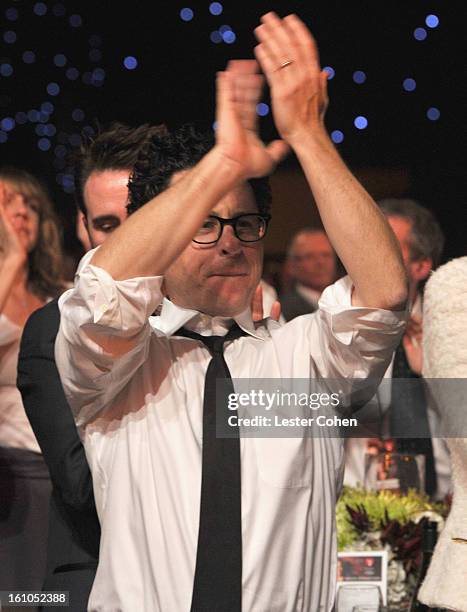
{"left": 17, "top": 121, "right": 166, "bottom": 611}
{"left": 344, "top": 198, "right": 451, "bottom": 499}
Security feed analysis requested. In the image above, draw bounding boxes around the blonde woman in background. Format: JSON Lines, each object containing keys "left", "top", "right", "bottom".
{"left": 0, "top": 167, "right": 66, "bottom": 597}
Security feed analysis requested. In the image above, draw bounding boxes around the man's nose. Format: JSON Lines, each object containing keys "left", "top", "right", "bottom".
{"left": 218, "top": 225, "right": 242, "bottom": 255}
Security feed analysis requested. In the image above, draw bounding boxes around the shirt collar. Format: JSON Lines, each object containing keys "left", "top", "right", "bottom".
{"left": 149, "top": 297, "right": 267, "bottom": 340}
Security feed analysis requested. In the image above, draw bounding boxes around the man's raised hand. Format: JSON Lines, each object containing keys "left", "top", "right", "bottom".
{"left": 254, "top": 12, "right": 329, "bottom": 145}
{"left": 215, "top": 59, "right": 289, "bottom": 180}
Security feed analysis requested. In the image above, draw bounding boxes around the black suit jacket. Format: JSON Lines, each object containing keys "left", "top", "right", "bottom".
{"left": 17, "top": 300, "right": 100, "bottom": 612}
{"left": 279, "top": 288, "right": 318, "bottom": 322}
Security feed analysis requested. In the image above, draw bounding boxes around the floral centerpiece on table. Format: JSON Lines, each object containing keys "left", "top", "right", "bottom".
{"left": 337, "top": 486, "right": 449, "bottom": 609}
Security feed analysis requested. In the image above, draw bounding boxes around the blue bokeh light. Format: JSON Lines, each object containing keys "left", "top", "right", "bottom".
{"left": 33, "top": 2, "right": 47, "bottom": 16}
{"left": 0, "top": 64, "right": 13, "bottom": 77}
{"left": 92, "top": 67, "right": 105, "bottom": 82}
{"left": 212, "top": 121, "right": 218, "bottom": 131}
{"left": 414, "top": 27, "right": 427, "bottom": 41}
{"left": 44, "top": 124, "right": 56, "bottom": 136}
{"left": 123, "top": 56, "right": 138, "bottom": 70}
{"left": 210, "top": 31, "right": 222, "bottom": 43}
{"left": 54, "top": 53, "right": 67, "bottom": 67}
{"left": 28, "top": 110, "right": 40, "bottom": 122}
{"left": 331, "top": 130, "right": 344, "bottom": 144}
{"left": 38, "top": 111, "right": 49, "bottom": 123}
{"left": 209, "top": 2, "right": 223, "bottom": 15}
{"left": 38, "top": 137, "right": 51, "bottom": 151}
{"left": 66, "top": 67, "right": 79, "bottom": 80}
{"left": 0, "top": 131, "right": 8, "bottom": 144}
{"left": 256, "top": 103, "right": 270, "bottom": 117}
{"left": 354, "top": 116, "right": 368, "bottom": 130}
{"left": 219, "top": 24, "right": 232, "bottom": 34}
{"left": 82, "top": 125, "right": 95, "bottom": 137}
{"left": 180, "top": 8, "right": 194, "bottom": 22}
{"left": 425, "top": 14, "right": 439, "bottom": 28}
{"left": 62, "top": 174, "right": 74, "bottom": 188}
{"left": 323, "top": 66, "right": 335, "bottom": 80}
{"left": 6, "top": 7, "right": 19, "bottom": 21}
{"left": 22, "top": 51, "right": 36, "bottom": 64}
{"left": 35, "top": 124, "right": 47, "bottom": 136}
{"left": 1, "top": 117, "right": 15, "bottom": 132}
{"left": 72, "top": 108, "right": 85, "bottom": 122}
{"left": 4, "top": 31, "right": 17, "bottom": 44}
{"left": 47, "top": 82, "right": 60, "bottom": 96}
{"left": 427, "top": 107, "right": 440, "bottom": 121}
{"left": 41, "top": 101, "right": 54, "bottom": 114}
{"left": 69, "top": 14, "right": 82, "bottom": 27}
{"left": 222, "top": 30, "right": 236, "bottom": 44}
{"left": 403, "top": 78, "right": 416, "bottom": 92}
{"left": 352, "top": 70, "right": 366, "bottom": 84}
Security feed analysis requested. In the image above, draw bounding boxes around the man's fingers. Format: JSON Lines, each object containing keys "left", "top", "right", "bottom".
{"left": 227, "top": 59, "right": 259, "bottom": 75}
{"left": 259, "top": 13, "right": 295, "bottom": 61}
{"left": 215, "top": 70, "right": 236, "bottom": 129}
{"left": 270, "top": 301, "right": 282, "bottom": 322}
{"left": 251, "top": 284, "right": 264, "bottom": 321}
{"left": 265, "top": 140, "right": 290, "bottom": 164}
{"left": 230, "top": 72, "right": 264, "bottom": 131}
{"left": 254, "top": 44, "right": 278, "bottom": 83}
{"left": 283, "top": 13, "right": 321, "bottom": 69}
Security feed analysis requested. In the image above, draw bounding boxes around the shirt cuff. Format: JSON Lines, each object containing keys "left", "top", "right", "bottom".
{"left": 60, "top": 247, "right": 164, "bottom": 333}
{"left": 319, "top": 275, "right": 408, "bottom": 346}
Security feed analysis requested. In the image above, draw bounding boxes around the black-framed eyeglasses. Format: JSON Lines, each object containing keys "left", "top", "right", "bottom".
{"left": 193, "top": 213, "right": 271, "bottom": 244}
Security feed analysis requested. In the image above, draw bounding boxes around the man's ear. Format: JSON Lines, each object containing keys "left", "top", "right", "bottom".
{"left": 410, "top": 257, "right": 433, "bottom": 283}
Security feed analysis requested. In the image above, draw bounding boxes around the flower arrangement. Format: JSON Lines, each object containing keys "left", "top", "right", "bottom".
{"left": 337, "top": 487, "right": 449, "bottom": 608}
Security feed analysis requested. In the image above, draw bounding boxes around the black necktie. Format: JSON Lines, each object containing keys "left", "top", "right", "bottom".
{"left": 178, "top": 322, "right": 246, "bottom": 612}
{"left": 389, "top": 342, "right": 437, "bottom": 496}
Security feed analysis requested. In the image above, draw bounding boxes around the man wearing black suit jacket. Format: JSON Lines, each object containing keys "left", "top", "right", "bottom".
{"left": 17, "top": 122, "right": 166, "bottom": 611}
{"left": 280, "top": 227, "right": 338, "bottom": 321}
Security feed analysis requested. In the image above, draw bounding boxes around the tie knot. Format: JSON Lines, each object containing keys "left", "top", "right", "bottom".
{"left": 177, "top": 322, "right": 246, "bottom": 355}
{"left": 202, "top": 335, "right": 225, "bottom": 354}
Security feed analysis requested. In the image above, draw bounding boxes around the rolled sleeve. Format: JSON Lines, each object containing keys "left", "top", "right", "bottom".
{"left": 55, "top": 248, "right": 164, "bottom": 427}
{"left": 316, "top": 275, "right": 407, "bottom": 381}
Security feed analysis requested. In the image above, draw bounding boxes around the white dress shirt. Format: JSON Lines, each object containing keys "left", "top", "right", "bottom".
{"left": 55, "top": 249, "right": 406, "bottom": 612}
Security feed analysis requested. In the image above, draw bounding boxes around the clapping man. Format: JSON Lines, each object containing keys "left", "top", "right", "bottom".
{"left": 55, "top": 14, "right": 407, "bottom": 611}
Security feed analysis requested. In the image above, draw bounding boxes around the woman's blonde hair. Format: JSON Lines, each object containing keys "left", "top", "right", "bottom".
{"left": 0, "top": 166, "right": 67, "bottom": 299}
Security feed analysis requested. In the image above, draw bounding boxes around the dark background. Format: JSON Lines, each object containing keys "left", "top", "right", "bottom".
{"left": 0, "top": 1, "right": 463, "bottom": 264}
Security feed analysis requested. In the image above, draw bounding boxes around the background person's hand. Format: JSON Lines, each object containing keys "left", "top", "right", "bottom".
{"left": 251, "top": 283, "right": 281, "bottom": 322}
{"left": 0, "top": 181, "right": 27, "bottom": 265}
{"left": 402, "top": 313, "right": 423, "bottom": 375}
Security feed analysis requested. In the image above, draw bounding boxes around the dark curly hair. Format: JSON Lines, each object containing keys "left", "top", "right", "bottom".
{"left": 127, "top": 124, "right": 272, "bottom": 216}
{"left": 74, "top": 122, "right": 167, "bottom": 216}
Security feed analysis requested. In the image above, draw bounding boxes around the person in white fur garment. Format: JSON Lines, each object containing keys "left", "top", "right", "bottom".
{"left": 419, "top": 256, "right": 467, "bottom": 611}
